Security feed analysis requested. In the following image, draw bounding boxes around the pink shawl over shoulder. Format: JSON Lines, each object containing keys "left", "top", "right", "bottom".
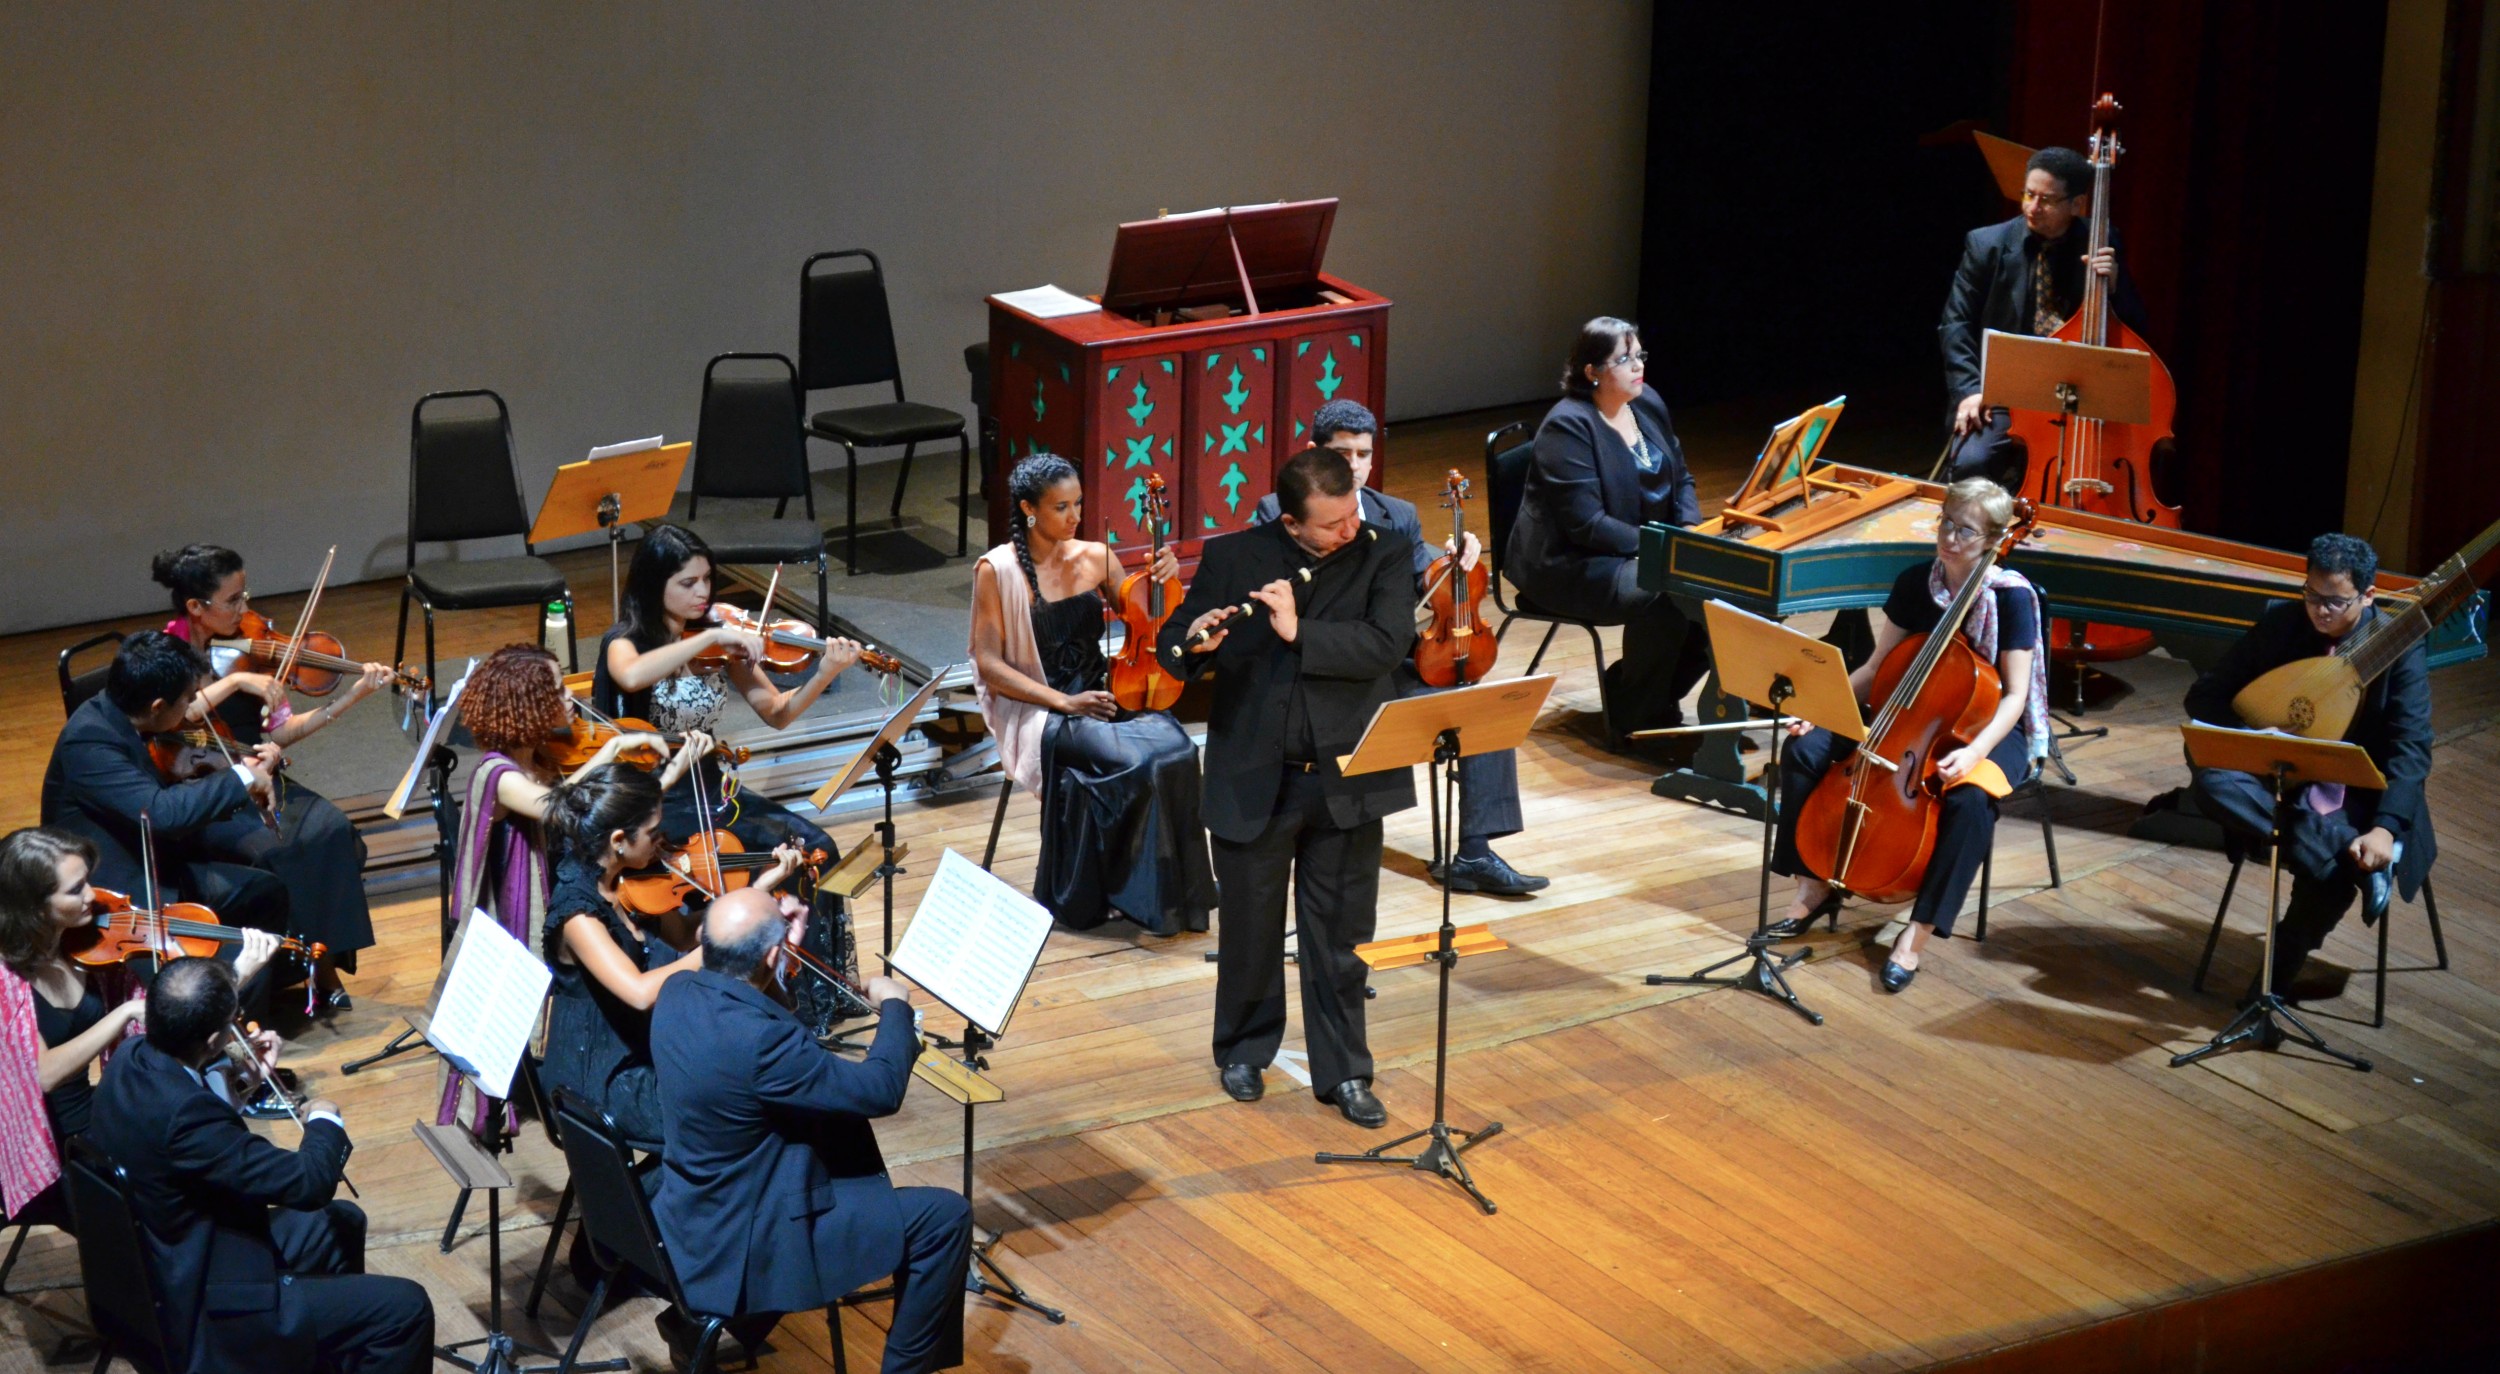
{"left": 974, "top": 544, "right": 1048, "bottom": 795}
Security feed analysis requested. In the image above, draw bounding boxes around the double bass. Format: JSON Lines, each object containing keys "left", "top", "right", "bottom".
{"left": 1108, "top": 471, "right": 1186, "bottom": 711}
{"left": 1413, "top": 470, "right": 1495, "bottom": 687}
{"left": 2004, "top": 93, "right": 2181, "bottom": 663}
{"left": 1794, "top": 502, "right": 2036, "bottom": 902}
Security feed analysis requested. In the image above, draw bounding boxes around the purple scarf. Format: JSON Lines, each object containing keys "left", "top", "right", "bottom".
{"left": 435, "top": 753, "right": 547, "bottom": 1131}
{"left": 1929, "top": 560, "right": 2052, "bottom": 770}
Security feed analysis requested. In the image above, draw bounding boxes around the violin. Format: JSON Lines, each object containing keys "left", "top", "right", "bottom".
{"left": 147, "top": 709, "right": 282, "bottom": 833}
{"left": 614, "top": 832, "right": 828, "bottom": 918}
{"left": 1108, "top": 471, "right": 1186, "bottom": 711}
{"left": 2002, "top": 93, "right": 2181, "bottom": 664}
{"left": 543, "top": 712, "right": 753, "bottom": 772}
{"left": 67, "top": 886, "right": 324, "bottom": 969}
{"left": 1413, "top": 470, "right": 1495, "bottom": 687}
{"left": 211, "top": 608, "right": 429, "bottom": 697}
{"left": 1793, "top": 502, "right": 2036, "bottom": 903}
{"left": 688, "top": 604, "right": 905, "bottom": 678}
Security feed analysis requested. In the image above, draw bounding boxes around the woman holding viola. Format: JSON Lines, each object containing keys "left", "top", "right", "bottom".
{"left": 0, "top": 826, "right": 280, "bottom": 1235}
{"left": 153, "top": 544, "right": 384, "bottom": 1010}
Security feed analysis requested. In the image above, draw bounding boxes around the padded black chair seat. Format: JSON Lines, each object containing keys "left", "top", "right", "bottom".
{"left": 807, "top": 400, "right": 965, "bottom": 446}
{"left": 682, "top": 515, "right": 826, "bottom": 566}
{"left": 409, "top": 554, "right": 567, "bottom": 610}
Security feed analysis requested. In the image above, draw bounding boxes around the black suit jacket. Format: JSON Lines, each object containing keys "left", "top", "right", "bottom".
{"left": 88, "top": 1039, "right": 354, "bottom": 1374}
{"left": 1159, "top": 518, "right": 1419, "bottom": 843}
{"left": 1504, "top": 389, "right": 1698, "bottom": 614}
{"left": 2185, "top": 600, "right": 2437, "bottom": 897}
{"left": 651, "top": 971, "right": 916, "bottom": 1316}
{"left": 41, "top": 694, "right": 253, "bottom": 896}
{"left": 1939, "top": 215, "right": 2149, "bottom": 402}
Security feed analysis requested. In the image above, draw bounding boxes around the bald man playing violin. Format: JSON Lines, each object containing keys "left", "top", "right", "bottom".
{"left": 648, "top": 888, "right": 970, "bottom": 1373}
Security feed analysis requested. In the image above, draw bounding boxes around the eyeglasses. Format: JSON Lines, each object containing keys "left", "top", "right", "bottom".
{"left": 1608, "top": 350, "right": 1649, "bottom": 370}
{"left": 210, "top": 590, "right": 250, "bottom": 612}
{"left": 1937, "top": 518, "right": 1989, "bottom": 545}
{"left": 2302, "top": 591, "right": 2362, "bottom": 614}
{"left": 2021, "top": 189, "right": 2073, "bottom": 207}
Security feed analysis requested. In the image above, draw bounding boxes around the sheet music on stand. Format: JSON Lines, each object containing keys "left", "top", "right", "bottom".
{"left": 420, "top": 910, "right": 552, "bottom": 1102}
{"left": 384, "top": 659, "right": 474, "bottom": 819}
{"left": 888, "top": 849, "right": 1054, "bottom": 1039}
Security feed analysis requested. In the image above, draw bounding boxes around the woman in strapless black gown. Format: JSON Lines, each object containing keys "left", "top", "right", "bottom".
{"left": 971, "top": 455, "right": 1215, "bottom": 935}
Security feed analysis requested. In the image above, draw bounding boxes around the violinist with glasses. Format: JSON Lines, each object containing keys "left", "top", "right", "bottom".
{"left": 153, "top": 543, "right": 388, "bottom": 1011}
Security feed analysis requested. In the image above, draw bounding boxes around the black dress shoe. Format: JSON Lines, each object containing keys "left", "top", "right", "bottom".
{"left": 1763, "top": 891, "right": 1844, "bottom": 941}
{"left": 1323, "top": 1078, "right": 1388, "bottom": 1129}
{"left": 1440, "top": 852, "right": 1550, "bottom": 896}
{"left": 1879, "top": 960, "right": 1918, "bottom": 994}
{"left": 318, "top": 989, "right": 353, "bottom": 1014}
{"left": 1220, "top": 1064, "right": 1265, "bottom": 1102}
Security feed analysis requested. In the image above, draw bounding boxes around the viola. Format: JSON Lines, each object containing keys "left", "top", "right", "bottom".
{"left": 614, "top": 832, "right": 828, "bottom": 918}
{"left": 688, "top": 605, "right": 905, "bottom": 678}
{"left": 543, "top": 713, "right": 753, "bottom": 772}
{"left": 147, "top": 710, "right": 283, "bottom": 833}
{"left": 2002, "top": 93, "right": 2181, "bottom": 664}
{"left": 211, "top": 608, "right": 429, "bottom": 697}
{"left": 1108, "top": 471, "right": 1186, "bottom": 711}
{"left": 1793, "top": 502, "right": 2036, "bottom": 903}
{"left": 67, "top": 886, "right": 325, "bottom": 969}
{"left": 1413, "top": 470, "right": 1495, "bottom": 687}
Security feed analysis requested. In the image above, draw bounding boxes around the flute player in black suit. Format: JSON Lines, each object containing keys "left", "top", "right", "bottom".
{"left": 1160, "top": 445, "right": 1417, "bottom": 1129}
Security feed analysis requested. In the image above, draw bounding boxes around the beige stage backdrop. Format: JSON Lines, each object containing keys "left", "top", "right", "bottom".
{"left": 0, "top": 1, "right": 1652, "bottom": 633}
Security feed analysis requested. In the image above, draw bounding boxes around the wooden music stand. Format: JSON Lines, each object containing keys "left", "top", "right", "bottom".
{"left": 529, "top": 440, "right": 690, "bottom": 618}
{"left": 1315, "top": 674, "right": 1554, "bottom": 1216}
{"left": 1641, "top": 601, "right": 1864, "bottom": 1026}
{"left": 2171, "top": 725, "right": 2385, "bottom": 1074}
{"left": 1982, "top": 329, "right": 2152, "bottom": 516}
{"left": 1102, "top": 199, "right": 1338, "bottom": 322}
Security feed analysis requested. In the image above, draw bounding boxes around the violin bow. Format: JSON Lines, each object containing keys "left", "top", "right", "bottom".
{"left": 266, "top": 545, "right": 338, "bottom": 727}
{"left": 220, "top": 1017, "right": 359, "bottom": 1197}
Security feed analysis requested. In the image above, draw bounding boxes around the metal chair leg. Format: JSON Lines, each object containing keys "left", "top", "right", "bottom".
{"left": 815, "top": 554, "right": 830, "bottom": 635}
{"left": 525, "top": 1180, "right": 575, "bottom": 1318}
{"left": 889, "top": 441, "right": 919, "bottom": 526}
{"left": 955, "top": 431, "right": 971, "bottom": 556}
{"left": 2038, "top": 796, "right": 2062, "bottom": 889}
{"left": 422, "top": 603, "right": 438, "bottom": 712}
{"left": 1493, "top": 610, "right": 1517, "bottom": 643}
{"left": 561, "top": 592, "right": 578, "bottom": 673}
{"left": 2191, "top": 857, "right": 2246, "bottom": 993}
{"left": 2425, "top": 878, "right": 2449, "bottom": 969}
{"left": 844, "top": 441, "right": 861, "bottom": 575}
{"left": 0, "top": 1220, "right": 28, "bottom": 1293}
{"left": 394, "top": 582, "right": 413, "bottom": 671}
{"left": 829, "top": 1301, "right": 848, "bottom": 1374}
{"left": 982, "top": 778, "right": 1013, "bottom": 871}
{"left": 1582, "top": 624, "right": 1617, "bottom": 744}
{"left": 1975, "top": 848, "right": 1991, "bottom": 942}
{"left": 1523, "top": 623, "right": 1561, "bottom": 673}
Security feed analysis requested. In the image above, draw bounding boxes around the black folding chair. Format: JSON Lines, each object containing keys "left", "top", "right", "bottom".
{"left": 1483, "top": 419, "right": 1620, "bottom": 742}
{"left": 398, "top": 390, "right": 575, "bottom": 704}
{"left": 1972, "top": 772, "right": 2063, "bottom": 940}
{"left": 964, "top": 340, "right": 998, "bottom": 501}
{"left": 682, "top": 353, "right": 830, "bottom": 633}
{"left": 64, "top": 1138, "right": 180, "bottom": 1374}
{"left": 2191, "top": 836, "right": 2450, "bottom": 1027}
{"left": 57, "top": 630, "right": 120, "bottom": 717}
{"left": 800, "top": 250, "right": 971, "bottom": 572}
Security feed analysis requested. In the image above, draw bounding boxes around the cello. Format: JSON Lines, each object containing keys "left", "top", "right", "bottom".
{"left": 1108, "top": 471, "right": 1186, "bottom": 711}
{"left": 1413, "top": 470, "right": 1495, "bottom": 687}
{"left": 2003, "top": 93, "right": 2181, "bottom": 663}
{"left": 1794, "top": 501, "right": 2037, "bottom": 902}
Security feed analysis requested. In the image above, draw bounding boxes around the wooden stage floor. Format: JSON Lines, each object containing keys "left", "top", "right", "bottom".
{"left": 3, "top": 409, "right": 2495, "bottom": 1372}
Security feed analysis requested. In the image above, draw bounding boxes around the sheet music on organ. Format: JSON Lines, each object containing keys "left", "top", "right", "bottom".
{"left": 993, "top": 285, "right": 1099, "bottom": 319}
{"left": 421, "top": 911, "right": 553, "bottom": 1102}
{"left": 888, "top": 849, "right": 1055, "bottom": 1039}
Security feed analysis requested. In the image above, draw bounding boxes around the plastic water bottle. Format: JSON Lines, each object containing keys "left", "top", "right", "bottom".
{"left": 540, "top": 600, "right": 570, "bottom": 660}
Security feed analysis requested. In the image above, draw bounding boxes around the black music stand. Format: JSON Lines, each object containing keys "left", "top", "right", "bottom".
{"left": 2169, "top": 725, "right": 2381, "bottom": 1073}
{"left": 1635, "top": 601, "right": 1866, "bottom": 1026}
{"left": 1981, "top": 328, "right": 2153, "bottom": 723}
{"left": 810, "top": 669, "right": 956, "bottom": 1053}
{"left": 343, "top": 744, "right": 462, "bottom": 1076}
{"left": 1313, "top": 675, "right": 1555, "bottom": 1215}
{"left": 892, "top": 850, "right": 1065, "bottom": 1323}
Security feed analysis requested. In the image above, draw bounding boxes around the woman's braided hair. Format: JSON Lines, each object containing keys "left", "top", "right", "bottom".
{"left": 1005, "top": 453, "right": 1080, "bottom": 612}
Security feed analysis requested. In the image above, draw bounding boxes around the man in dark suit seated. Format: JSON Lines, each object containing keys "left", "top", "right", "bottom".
{"left": 1163, "top": 445, "right": 1417, "bottom": 1127}
{"left": 41, "top": 631, "right": 290, "bottom": 938}
{"left": 1250, "top": 400, "right": 1546, "bottom": 896}
{"left": 651, "top": 887, "right": 970, "bottom": 1374}
{"left": 86, "top": 958, "right": 432, "bottom": 1374}
{"left": 1938, "top": 145, "right": 2149, "bottom": 486}
{"left": 2186, "top": 533, "right": 2435, "bottom": 1002}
